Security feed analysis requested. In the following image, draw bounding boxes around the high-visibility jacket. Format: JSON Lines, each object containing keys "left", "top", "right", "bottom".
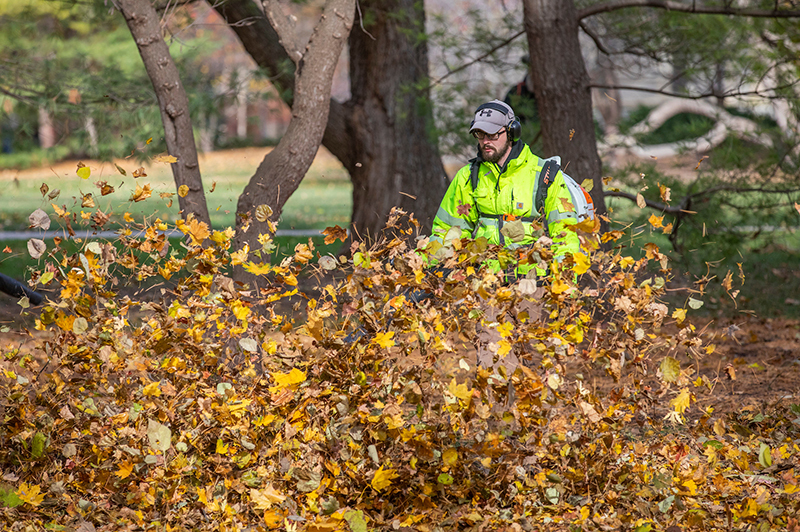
{"left": 431, "top": 141, "right": 580, "bottom": 269}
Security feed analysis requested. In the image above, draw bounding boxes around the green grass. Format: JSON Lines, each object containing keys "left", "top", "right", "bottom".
{"left": 0, "top": 148, "right": 352, "bottom": 232}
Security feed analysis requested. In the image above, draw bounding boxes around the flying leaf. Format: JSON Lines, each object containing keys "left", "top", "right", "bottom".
{"left": 373, "top": 331, "right": 395, "bottom": 349}
{"left": 636, "top": 193, "right": 646, "bottom": 208}
{"left": 572, "top": 252, "right": 591, "bottom": 275}
{"left": 130, "top": 183, "right": 152, "bottom": 202}
{"left": 251, "top": 485, "right": 286, "bottom": 510}
{"left": 146, "top": 419, "right": 172, "bottom": 452}
{"left": 28, "top": 209, "right": 51, "bottom": 230}
{"left": 660, "top": 357, "right": 680, "bottom": 383}
{"left": 76, "top": 163, "right": 91, "bottom": 180}
{"left": 97, "top": 181, "right": 115, "bottom": 196}
{"left": 371, "top": 465, "right": 399, "bottom": 492}
{"left": 688, "top": 297, "right": 704, "bottom": 309}
{"left": 442, "top": 448, "right": 458, "bottom": 467}
{"left": 116, "top": 460, "right": 134, "bottom": 479}
{"left": 344, "top": 510, "right": 368, "bottom": 532}
{"left": 40, "top": 183, "right": 49, "bottom": 197}
{"left": 155, "top": 154, "right": 178, "bottom": 164}
{"left": 581, "top": 178, "right": 593, "bottom": 192}
{"left": 244, "top": 262, "right": 272, "bottom": 275}
{"left": 178, "top": 185, "right": 189, "bottom": 197}
{"left": 142, "top": 381, "right": 162, "bottom": 397}
{"left": 318, "top": 255, "right": 337, "bottom": 270}
{"left": 81, "top": 193, "right": 95, "bottom": 209}
{"left": 671, "top": 388, "right": 692, "bottom": 414}
{"left": 255, "top": 205, "right": 274, "bottom": 223}
{"left": 758, "top": 443, "right": 772, "bottom": 468}
{"left": 659, "top": 184, "right": 671, "bottom": 202}
{"left": 27, "top": 239, "right": 46, "bottom": 259}
{"left": 16, "top": 483, "right": 44, "bottom": 507}
{"left": 322, "top": 225, "right": 348, "bottom": 244}
{"left": 239, "top": 338, "right": 258, "bottom": 353}
{"left": 672, "top": 308, "right": 687, "bottom": 323}
{"left": 133, "top": 167, "right": 147, "bottom": 178}
{"left": 72, "top": 317, "right": 88, "bottom": 335}
{"left": 648, "top": 214, "right": 663, "bottom": 229}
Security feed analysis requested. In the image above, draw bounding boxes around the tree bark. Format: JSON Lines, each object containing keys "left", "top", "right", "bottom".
{"left": 346, "top": 0, "right": 448, "bottom": 239}
{"left": 523, "top": 0, "right": 608, "bottom": 222}
{"left": 233, "top": 0, "right": 354, "bottom": 287}
{"left": 212, "top": 0, "right": 447, "bottom": 239}
{"left": 117, "top": 0, "right": 211, "bottom": 227}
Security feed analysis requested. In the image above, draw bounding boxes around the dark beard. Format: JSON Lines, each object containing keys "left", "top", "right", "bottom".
{"left": 480, "top": 137, "right": 512, "bottom": 163}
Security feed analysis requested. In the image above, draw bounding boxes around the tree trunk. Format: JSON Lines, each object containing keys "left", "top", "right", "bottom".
{"left": 233, "top": 0, "right": 354, "bottom": 288}
{"left": 37, "top": 106, "right": 55, "bottom": 149}
{"left": 345, "top": 0, "right": 448, "bottom": 239}
{"left": 117, "top": 0, "right": 211, "bottom": 228}
{"left": 523, "top": 0, "right": 607, "bottom": 221}
{"left": 212, "top": 0, "right": 447, "bottom": 240}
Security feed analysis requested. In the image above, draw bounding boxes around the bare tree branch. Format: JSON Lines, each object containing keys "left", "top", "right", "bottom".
{"left": 579, "top": 21, "right": 614, "bottom": 56}
{"left": 429, "top": 30, "right": 525, "bottom": 88}
{"left": 589, "top": 79, "right": 800, "bottom": 99}
{"left": 578, "top": 1, "right": 800, "bottom": 20}
{"left": 260, "top": 0, "right": 302, "bottom": 64}
{"left": 605, "top": 190, "right": 685, "bottom": 214}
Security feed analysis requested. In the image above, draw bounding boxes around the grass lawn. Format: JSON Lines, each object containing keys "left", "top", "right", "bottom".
{"left": 0, "top": 147, "right": 352, "bottom": 232}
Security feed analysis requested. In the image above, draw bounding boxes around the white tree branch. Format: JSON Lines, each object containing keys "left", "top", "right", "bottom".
{"left": 579, "top": 1, "right": 800, "bottom": 21}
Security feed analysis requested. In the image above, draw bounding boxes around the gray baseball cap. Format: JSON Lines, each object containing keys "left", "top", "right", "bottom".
{"left": 469, "top": 100, "right": 515, "bottom": 135}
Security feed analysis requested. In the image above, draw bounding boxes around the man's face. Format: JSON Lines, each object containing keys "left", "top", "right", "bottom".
{"left": 476, "top": 129, "right": 512, "bottom": 164}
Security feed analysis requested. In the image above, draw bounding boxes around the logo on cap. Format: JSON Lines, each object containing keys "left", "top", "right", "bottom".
{"left": 478, "top": 109, "right": 493, "bottom": 117}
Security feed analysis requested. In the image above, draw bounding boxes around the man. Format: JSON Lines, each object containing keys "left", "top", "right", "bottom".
{"left": 430, "top": 99, "right": 585, "bottom": 370}
{"left": 431, "top": 99, "right": 581, "bottom": 279}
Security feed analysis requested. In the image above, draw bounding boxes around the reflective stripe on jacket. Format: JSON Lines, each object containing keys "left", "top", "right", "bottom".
{"left": 432, "top": 142, "right": 580, "bottom": 262}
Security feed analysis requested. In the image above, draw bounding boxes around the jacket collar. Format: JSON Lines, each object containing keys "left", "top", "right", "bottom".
{"left": 475, "top": 140, "right": 526, "bottom": 175}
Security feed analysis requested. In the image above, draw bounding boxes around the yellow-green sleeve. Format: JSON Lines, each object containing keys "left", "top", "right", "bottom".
{"left": 431, "top": 166, "right": 478, "bottom": 242}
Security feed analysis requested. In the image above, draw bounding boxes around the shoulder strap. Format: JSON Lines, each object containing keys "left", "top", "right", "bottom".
{"left": 469, "top": 158, "right": 480, "bottom": 191}
{"left": 535, "top": 159, "right": 560, "bottom": 214}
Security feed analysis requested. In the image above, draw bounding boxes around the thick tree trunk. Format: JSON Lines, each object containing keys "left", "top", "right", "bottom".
{"left": 523, "top": 0, "right": 607, "bottom": 221}
{"left": 345, "top": 0, "right": 448, "bottom": 239}
{"left": 118, "top": 0, "right": 211, "bottom": 228}
{"left": 232, "top": 0, "right": 354, "bottom": 288}
{"left": 212, "top": 0, "right": 446, "bottom": 240}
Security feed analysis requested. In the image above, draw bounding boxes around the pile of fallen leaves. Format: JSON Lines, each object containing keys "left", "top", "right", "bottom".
{"left": 1, "top": 185, "right": 799, "bottom": 531}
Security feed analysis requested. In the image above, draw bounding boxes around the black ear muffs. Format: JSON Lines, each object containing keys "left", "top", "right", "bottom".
{"left": 474, "top": 102, "right": 521, "bottom": 142}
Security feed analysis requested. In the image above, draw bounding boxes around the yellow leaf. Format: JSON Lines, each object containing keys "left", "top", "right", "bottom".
{"left": 231, "top": 300, "right": 250, "bottom": 321}
{"left": 373, "top": 331, "right": 395, "bottom": 349}
{"left": 116, "top": 460, "right": 135, "bottom": 479}
{"left": 178, "top": 185, "right": 189, "bottom": 197}
{"left": 178, "top": 218, "right": 210, "bottom": 245}
{"left": 496, "top": 321, "right": 513, "bottom": 338}
{"left": 672, "top": 308, "right": 687, "bottom": 323}
{"left": 648, "top": 214, "right": 664, "bottom": 229}
{"left": 550, "top": 276, "right": 570, "bottom": 294}
{"left": 17, "top": 482, "right": 45, "bottom": 507}
{"left": 76, "top": 164, "right": 91, "bottom": 180}
{"left": 442, "top": 448, "right": 458, "bottom": 467}
{"left": 250, "top": 485, "right": 286, "bottom": 510}
{"left": 447, "top": 378, "right": 472, "bottom": 404}
{"left": 155, "top": 154, "right": 178, "bottom": 164}
{"left": 271, "top": 368, "right": 307, "bottom": 388}
{"left": 142, "top": 381, "right": 161, "bottom": 397}
{"left": 216, "top": 438, "right": 229, "bottom": 455}
{"left": 496, "top": 339, "right": 511, "bottom": 357}
{"left": 130, "top": 183, "right": 152, "bottom": 202}
{"left": 572, "top": 252, "right": 591, "bottom": 275}
{"left": 124, "top": 212, "right": 134, "bottom": 223}
{"left": 244, "top": 261, "right": 272, "bottom": 276}
{"left": 619, "top": 256, "right": 635, "bottom": 269}
{"left": 671, "top": 388, "right": 692, "bottom": 414}
{"left": 371, "top": 465, "right": 399, "bottom": 492}
{"left": 580, "top": 179, "right": 593, "bottom": 192}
